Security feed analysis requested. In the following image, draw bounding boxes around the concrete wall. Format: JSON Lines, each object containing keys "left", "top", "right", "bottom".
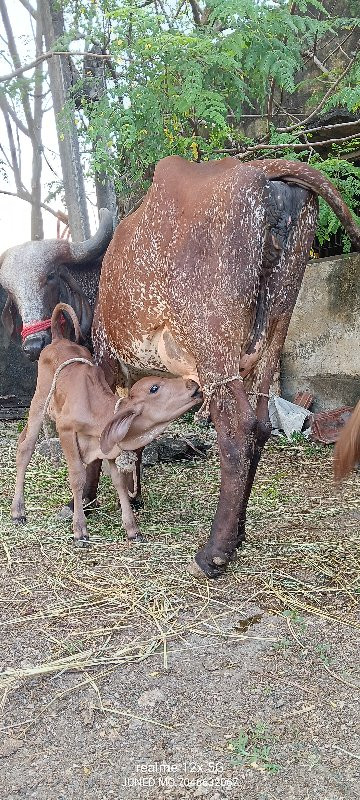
{"left": 282, "top": 253, "right": 360, "bottom": 411}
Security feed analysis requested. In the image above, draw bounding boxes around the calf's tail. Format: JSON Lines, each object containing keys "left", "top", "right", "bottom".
{"left": 334, "top": 401, "right": 360, "bottom": 481}
{"left": 251, "top": 159, "right": 360, "bottom": 251}
{"left": 51, "top": 302, "right": 82, "bottom": 343}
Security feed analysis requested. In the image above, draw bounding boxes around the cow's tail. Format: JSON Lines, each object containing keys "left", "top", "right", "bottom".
{"left": 251, "top": 159, "right": 360, "bottom": 251}
{"left": 51, "top": 302, "right": 81, "bottom": 343}
{"left": 333, "top": 401, "right": 360, "bottom": 481}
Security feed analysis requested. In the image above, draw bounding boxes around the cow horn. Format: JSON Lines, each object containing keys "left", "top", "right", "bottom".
{"left": 67, "top": 208, "right": 114, "bottom": 267}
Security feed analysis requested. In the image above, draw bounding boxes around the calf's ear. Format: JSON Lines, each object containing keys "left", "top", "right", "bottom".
{"left": 100, "top": 404, "right": 143, "bottom": 454}
{"left": 1, "top": 295, "right": 17, "bottom": 346}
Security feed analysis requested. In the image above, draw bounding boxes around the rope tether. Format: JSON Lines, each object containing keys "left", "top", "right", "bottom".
{"left": 195, "top": 374, "right": 244, "bottom": 421}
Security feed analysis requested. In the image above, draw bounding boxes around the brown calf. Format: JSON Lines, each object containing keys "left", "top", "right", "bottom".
{"left": 11, "top": 303, "right": 201, "bottom": 543}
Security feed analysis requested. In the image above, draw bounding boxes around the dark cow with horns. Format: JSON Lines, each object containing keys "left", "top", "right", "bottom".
{"left": 1, "top": 156, "right": 360, "bottom": 578}
{"left": 0, "top": 209, "right": 113, "bottom": 360}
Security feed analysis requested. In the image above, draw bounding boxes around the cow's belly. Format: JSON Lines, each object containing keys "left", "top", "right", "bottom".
{"left": 114, "top": 323, "right": 200, "bottom": 384}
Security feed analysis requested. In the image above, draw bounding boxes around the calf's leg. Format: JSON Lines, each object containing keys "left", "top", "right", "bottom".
{"left": 106, "top": 459, "right": 143, "bottom": 542}
{"left": 12, "top": 398, "right": 46, "bottom": 523}
{"left": 59, "top": 431, "right": 89, "bottom": 543}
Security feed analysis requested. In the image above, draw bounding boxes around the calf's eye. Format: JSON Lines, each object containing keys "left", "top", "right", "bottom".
{"left": 149, "top": 384, "right": 159, "bottom": 394}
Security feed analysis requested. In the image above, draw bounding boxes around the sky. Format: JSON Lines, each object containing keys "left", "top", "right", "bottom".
{"left": 0, "top": 2, "right": 98, "bottom": 250}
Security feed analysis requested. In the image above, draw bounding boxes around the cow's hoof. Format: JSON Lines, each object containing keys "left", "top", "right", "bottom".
{"left": 191, "top": 548, "right": 233, "bottom": 579}
{"left": 74, "top": 536, "right": 90, "bottom": 548}
{"left": 187, "top": 560, "right": 208, "bottom": 579}
{"left": 12, "top": 515, "right": 26, "bottom": 525}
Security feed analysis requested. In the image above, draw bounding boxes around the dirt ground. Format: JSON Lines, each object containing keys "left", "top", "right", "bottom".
{"left": 0, "top": 418, "right": 359, "bottom": 800}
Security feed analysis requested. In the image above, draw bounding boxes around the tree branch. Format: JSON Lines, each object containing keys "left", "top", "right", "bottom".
{"left": 1, "top": 109, "right": 23, "bottom": 192}
{"left": 0, "top": 188, "right": 68, "bottom": 223}
{"left": 0, "top": 93, "right": 29, "bottom": 136}
{"left": 276, "top": 47, "right": 360, "bottom": 134}
{"left": 18, "top": 0, "right": 37, "bottom": 19}
{"left": 232, "top": 132, "right": 360, "bottom": 160}
{"left": 188, "top": 0, "right": 201, "bottom": 25}
{"left": 0, "top": 50, "right": 112, "bottom": 83}
{"left": 0, "top": 0, "right": 35, "bottom": 136}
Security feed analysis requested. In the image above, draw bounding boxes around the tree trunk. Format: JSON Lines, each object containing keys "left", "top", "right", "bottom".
{"left": 82, "top": 46, "right": 118, "bottom": 228}
{"left": 31, "top": 12, "right": 44, "bottom": 240}
{"left": 40, "top": 0, "right": 90, "bottom": 242}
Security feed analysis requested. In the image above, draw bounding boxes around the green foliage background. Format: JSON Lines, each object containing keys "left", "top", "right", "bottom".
{"left": 62, "top": 0, "right": 360, "bottom": 247}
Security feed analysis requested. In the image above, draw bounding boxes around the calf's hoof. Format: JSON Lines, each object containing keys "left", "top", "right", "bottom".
{"left": 73, "top": 535, "right": 90, "bottom": 548}
{"left": 127, "top": 532, "right": 146, "bottom": 544}
{"left": 12, "top": 514, "right": 27, "bottom": 525}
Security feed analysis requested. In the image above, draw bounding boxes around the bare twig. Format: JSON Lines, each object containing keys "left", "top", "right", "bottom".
{"left": 276, "top": 47, "right": 360, "bottom": 134}
{"left": 322, "top": 30, "right": 356, "bottom": 66}
{"left": 18, "top": 0, "right": 37, "bottom": 19}
{"left": 0, "top": 50, "right": 112, "bottom": 83}
{"left": 227, "top": 132, "right": 360, "bottom": 160}
{"left": 0, "top": 189, "right": 68, "bottom": 223}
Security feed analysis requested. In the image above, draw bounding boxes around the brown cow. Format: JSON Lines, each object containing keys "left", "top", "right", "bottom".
{"left": 4, "top": 156, "right": 360, "bottom": 577}
{"left": 90, "top": 156, "right": 360, "bottom": 577}
{"left": 12, "top": 302, "right": 201, "bottom": 543}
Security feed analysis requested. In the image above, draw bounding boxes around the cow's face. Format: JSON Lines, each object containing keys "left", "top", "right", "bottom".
{"left": 0, "top": 210, "right": 114, "bottom": 360}
{"left": 0, "top": 241, "right": 67, "bottom": 360}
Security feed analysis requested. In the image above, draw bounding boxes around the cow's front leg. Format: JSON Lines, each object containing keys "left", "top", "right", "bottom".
{"left": 191, "top": 381, "right": 257, "bottom": 579}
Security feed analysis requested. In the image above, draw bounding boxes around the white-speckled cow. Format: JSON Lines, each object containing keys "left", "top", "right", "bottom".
{"left": 91, "top": 156, "right": 360, "bottom": 577}
{"left": 2, "top": 156, "right": 360, "bottom": 577}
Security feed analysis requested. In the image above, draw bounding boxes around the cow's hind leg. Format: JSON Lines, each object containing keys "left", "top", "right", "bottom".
{"left": 236, "top": 406, "right": 271, "bottom": 549}
{"left": 191, "top": 379, "right": 259, "bottom": 579}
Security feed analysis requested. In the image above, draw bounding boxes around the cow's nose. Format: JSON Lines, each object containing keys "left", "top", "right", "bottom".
{"left": 23, "top": 334, "right": 47, "bottom": 361}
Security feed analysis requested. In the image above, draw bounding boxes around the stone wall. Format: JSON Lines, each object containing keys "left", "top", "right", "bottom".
{"left": 282, "top": 253, "right": 360, "bottom": 411}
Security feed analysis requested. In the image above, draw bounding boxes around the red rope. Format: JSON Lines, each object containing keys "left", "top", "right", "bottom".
{"left": 21, "top": 314, "right": 66, "bottom": 341}
{"left": 21, "top": 318, "right": 52, "bottom": 340}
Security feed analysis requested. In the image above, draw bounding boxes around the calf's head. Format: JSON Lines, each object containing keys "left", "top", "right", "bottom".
{"left": 0, "top": 209, "right": 113, "bottom": 361}
{"left": 100, "top": 377, "right": 202, "bottom": 453}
